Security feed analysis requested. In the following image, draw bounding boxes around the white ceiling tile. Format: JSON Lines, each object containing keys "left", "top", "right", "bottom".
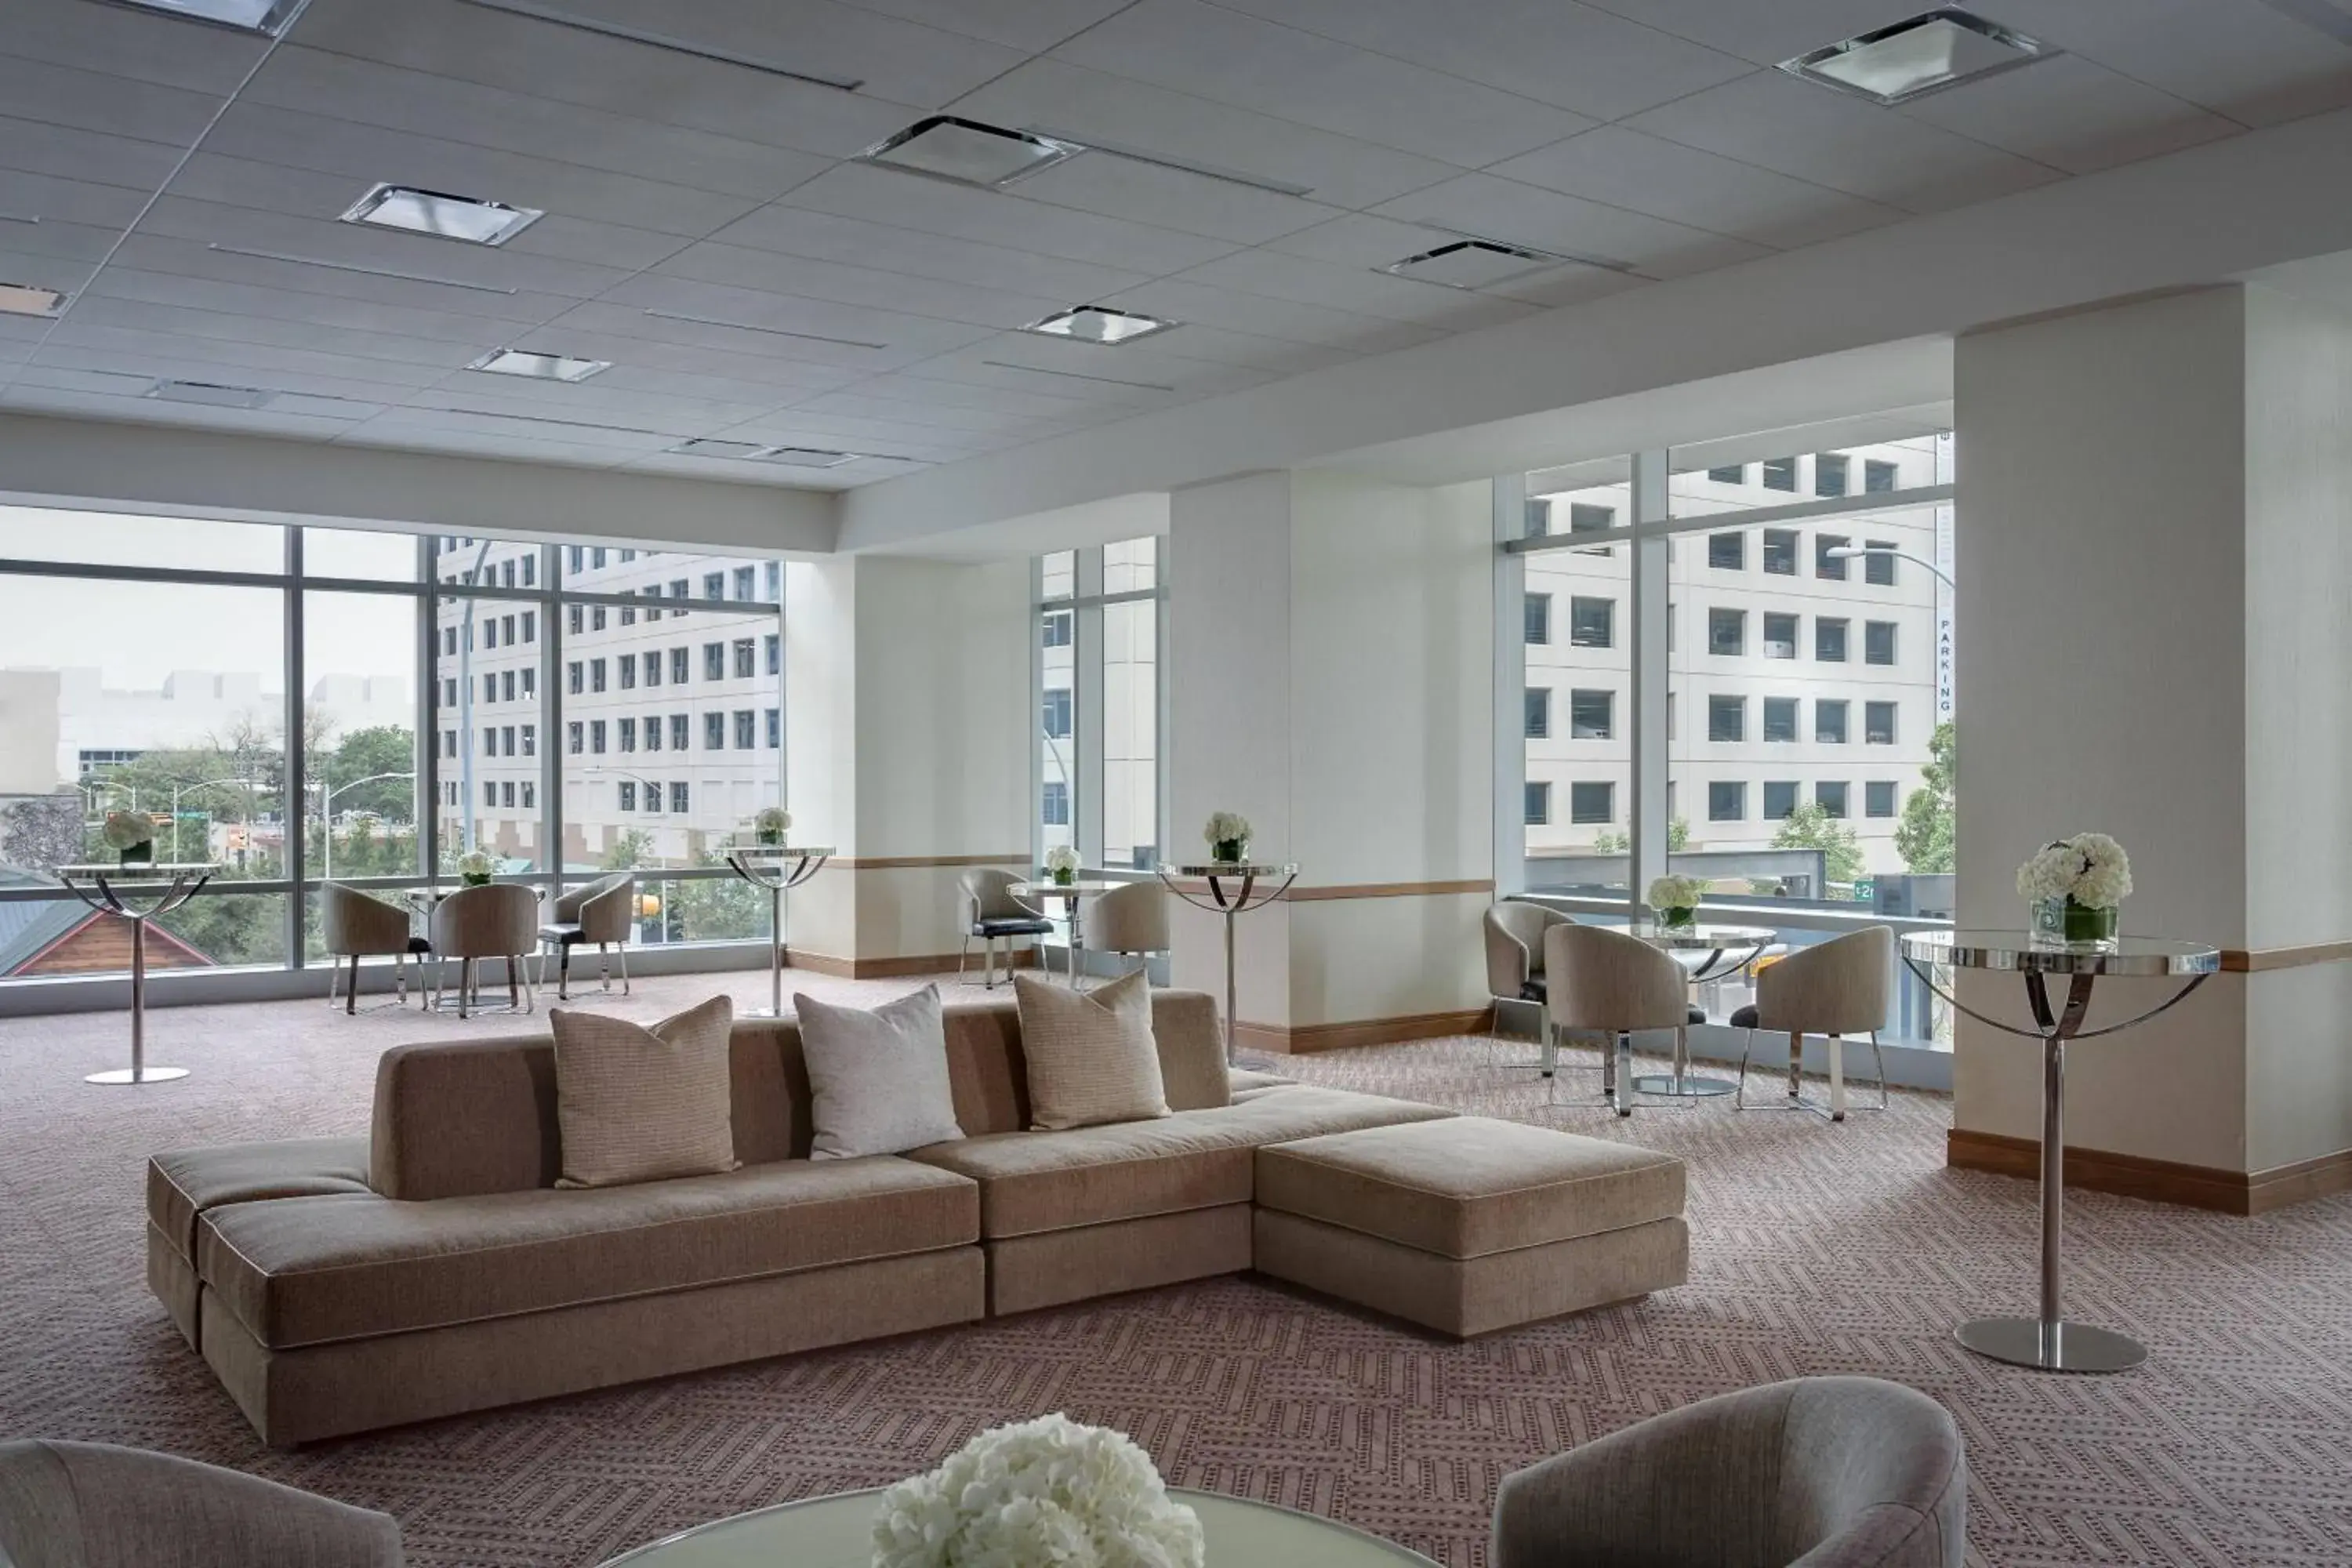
{"left": 0, "top": 114, "right": 190, "bottom": 196}
{"left": 333, "top": 419, "right": 641, "bottom": 468}
{"left": 1993, "top": 0, "right": 2352, "bottom": 128}
{"left": 1576, "top": 0, "right": 1922, "bottom": 70}
{"left": 833, "top": 370, "right": 1094, "bottom": 420}
{"left": 244, "top": 47, "right": 833, "bottom": 202}
{"left": 288, "top": 0, "right": 916, "bottom": 158}
{"left": 1012, "top": 318, "right": 1362, "bottom": 376}
{"left": 1008, "top": 154, "right": 1346, "bottom": 246}
{"left": 786, "top": 392, "right": 1084, "bottom": 439}
{"left": 833, "top": 0, "right": 1134, "bottom": 53}
{"left": 0, "top": 216, "right": 121, "bottom": 268}
{"left": 1370, "top": 172, "right": 1768, "bottom": 278}
{"left": 1160, "top": 249, "right": 1542, "bottom": 331}
{"left": 1623, "top": 70, "right": 2065, "bottom": 213}
{"left": 777, "top": 162, "right": 1242, "bottom": 275}
{"left": 706, "top": 205, "right": 1152, "bottom": 303}
{"left": 948, "top": 57, "right": 1457, "bottom": 211}
{"left": 1261, "top": 212, "right": 1466, "bottom": 269}
{"left": 39, "top": 321, "right": 455, "bottom": 390}
{"left": 84, "top": 264, "right": 554, "bottom": 346}
{"left": 31, "top": 342, "right": 425, "bottom": 406}
{"left": 708, "top": 410, "right": 1010, "bottom": 457}
{"left": 532, "top": 299, "right": 916, "bottom": 376}
{"left": 1214, "top": 0, "right": 1754, "bottom": 122}
{"left": 0, "top": 245, "right": 96, "bottom": 297}
{"left": 651, "top": 239, "right": 1067, "bottom": 328}
{"left": 361, "top": 401, "right": 688, "bottom": 448}
{"left": 1483, "top": 267, "right": 1650, "bottom": 309}
{"left": 883, "top": 339, "right": 1268, "bottom": 405}
{"left": 104, "top": 230, "right": 589, "bottom": 327}
{"left": 0, "top": 52, "right": 226, "bottom": 151}
{"left": 1, "top": 0, "right": 268, "bottom": 96}
{"left": 0, "top": 170, "right": 150, "bottom": 231}
{"left": 404, "top": 377, "right": 782, "bottom": 432}
{"left": 1897, "top": 53, "right": 2241, "bottom": 176}
{"left": 597, "top": 274, "right": 1001, "bottom": 361}
{"left": 499, "top": 321, "right": 867, "bottom": 392}
{"left": 616, "top": 450, "right": 891, "bottom": 487}
{"left": 1051, "top": 0, "right": 1593, "bottom": 166}
{"left": 1486, "top": 126, "right": 1905, "bottom": 250}
{"left": 61, "top": 293, "right": 485, "bottom": 369}
{"left": 0, "top": 385, "right": 368, "bottom": 441}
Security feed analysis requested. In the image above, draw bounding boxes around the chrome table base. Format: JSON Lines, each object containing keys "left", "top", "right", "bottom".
{"left": 59, "top": 863, "right": 216, "bottom": 1087}
{"left": 1957, "top": 1316, "right": 2147, "bottom": 1373}
{"left": 723, "top": 846, "right": 833, "bottom": 1018}
{"left": 1630, "top": 1072, "right": 1736, "bottom": 1099}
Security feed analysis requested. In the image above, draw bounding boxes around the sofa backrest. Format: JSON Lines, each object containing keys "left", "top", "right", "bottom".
{"left": 370, "top": 989, "right": 1225, "bottom": 1200}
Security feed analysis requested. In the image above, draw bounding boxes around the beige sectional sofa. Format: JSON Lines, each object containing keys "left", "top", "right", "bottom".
{"left": 148, "top": 990, "right": 1683, "bottom": 1446}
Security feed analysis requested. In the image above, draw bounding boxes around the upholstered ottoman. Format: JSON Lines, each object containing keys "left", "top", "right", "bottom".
{"left": 1251, "top": 1117, "right": 1688, "bottom": 1337}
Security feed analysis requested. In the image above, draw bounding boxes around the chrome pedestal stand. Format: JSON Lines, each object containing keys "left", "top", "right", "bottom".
{"left": 58, "top": 862, "right": 218, "bottom": 1085}
{"left": 1159, "top": 862, "right": 1298, "bottom": 1065}
{"left": 723, "top": 845, "right": 833, "bottom": 1018}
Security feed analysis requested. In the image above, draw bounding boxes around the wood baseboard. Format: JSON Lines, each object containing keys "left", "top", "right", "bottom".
{"left": 1236, "top": 1007, "right": 1494, "bottom": 1056}
{"left": 783, "top": 949, "right": 1036, "bottom": 981}
{"left": 1947, "top": 1129, "right": 2352, "bottom": 1215}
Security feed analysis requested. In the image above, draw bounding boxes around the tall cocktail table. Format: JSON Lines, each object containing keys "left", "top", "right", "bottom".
{"left": 1901, "top": 929, "right": 2217, "bottom": 1372}
{"left": 601, "top": 1486, "right": 1436, "bottom": 1566}
{"left": 1159, "top": 860, "right": 1298, "bottom": 1064}
{"left": 720, "top": 844, "right": 833, "bottom": 1018}
{"left": 58, "top": 862, "right": 217, "bottom": 1085}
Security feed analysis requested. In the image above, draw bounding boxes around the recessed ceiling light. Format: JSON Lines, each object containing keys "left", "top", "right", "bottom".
{"left": 466, "top": 348, "right": 612, "bottom": 382}
{"left": 861, "top": 117, "right": 1082, "bottom": 189}
{"left": 1780, "top": 9, "right": 2051, "bottom": 105}
{"left": 756, "top": 447, "right": 859, "bottom": 468}
{"left": 100, "top": 0, "right": 310, "bottom": 35}
{"left": 666, "top": 438, "right": 768, "bottom": 459}
{"left": 1381, "top": 239, "right": 1569, "bottom": 291}
{"left": 340, "top": 183, "right": 543, "bottom": 247}
{"left": 1022, "top": 307, "right": 1177, "bottom": 346}
{"left": 0, "top": 281, "right": 67, "bottom": 318}
{"left": 145, "top": 379, "right": 275, "bottom": 409}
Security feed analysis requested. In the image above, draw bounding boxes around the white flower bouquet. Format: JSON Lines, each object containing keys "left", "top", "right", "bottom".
{"left": 1646, "top": 874, "right": 1708, "bottom": 927}
{"left": 1203, "top": 811, "right": 1251, "bottom": 863}
{"left": 870, "top": 1413, "right": 1204, "bottom": 1568}
{"left": 102, "top": 810, "right": 154, "bottom": 858}
{"left": 753, "top": 806, "right": 791, "bottom": 845}
{"left": 2017, "top": 833, "right": 2131, "bottom": 946}
{"left": 1044, "top": 844, "right": 1080, "bottom": 884}
{"left": 456, "top": 848, "right": 496, "bottom": 886}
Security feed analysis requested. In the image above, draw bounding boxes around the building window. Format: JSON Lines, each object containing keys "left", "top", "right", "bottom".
{"left": 521, "top": 554, "right": 536, "bottom": 586}
{"left": 443, "top": 677, "right": 456, "bottom": 707}
{"left": 1816, "top": 618, "right": 1849, "bottom": 662}
{"left": 500, "top": 670, "right": 515, "bottom": 701}
{"left": 1763, "top": 780, "right": 1798, "bottom": 819}
{"left": 481, "top": 726, "right": 495, "bottom": 757}
{"left": 619, "top": 717, "right": 636, "bottom": 752}
{"left": 591, "top": 605, "right": 607, "bottom": 632}
{"left": 521, "top": 609, "right": 535, "bottom": 642}
{"left": 703, "top": 712, "right": 724, "bottom": 750}
{"left": 669, "top": 714, "right": 688, "bottom": 750}
{"left": 670, "top": 782, "right": 689, "bottom": 813}
{"left": 591, "top": 546, "right": 607, "bottom": 569}
{"left": 702, "top": 643, "right": 724, "bottom": 681}
{"left": 567, "top": 661, "right": 583, "bottom": 695}
{"left": 1523, "top": 498, "right": 1551, "bottom": 538}
{"left": 567, "top": 546, "right": 583, "bottom": 574}
{"left": 733, "top": 638, "right": 755, "bottom": 679}
{"left": 767, "top": 561, "right": 780, "bottom": 599}
{"left": 1708, "top": 780, "right": 1745, "bottom": 821}
{"left": 589, "top": 720, "right": 606, "bottom": 754}
{"left": 1865, "top": 620, "right": 1897, "bottom": 665}
{"left": 734, "top": 710, "right": 755, "bottom": 749}
{"left": 482, "top": 619, "right": 497, "bottom": 650}
{"left": 619, "top": 781, "right": 637, "bottom": 812}
{"left": 642, "top": 782, "right": 661, "bottom": 813}
{"left": 500, "top": 724, "right": 514, "bottom": 755}
{"left": 734, "top": 565, "right": 754, "bottom": 601}
{"left": 521, "top": 781, "right": 535, "bottom": 808}
{"left": 1762, "top": 529, "right": 1798, "bottom": 575}
{"left": 1863, "top": 542, "right": 1897, "bottom": 586}
{"left": 1707, "top": 464, "right": 1745, "bottom": 484}
{"left": 1524, "top": 688, "right": 1550, "bottom": 739}
{"left": 1570, "top": 688, "right": 1613, "bottom": 739}
{"left": 765, "top": 633, "right": 780, "bottom": 675}
{"left": 618, "top": 658, "right": 636, "bottom": 691}
{"left": 1568, "top": 503, "right": 1615, "bottom": 550}
{"left": 590, "top": 658, "right": 606, "bottom": 693}
{"left": 1762, "top": 612, "right": 1798, "bottom": 659}
{"left": 1762, "top": 697, "right": 1798, "bottom": 743}
{"left": 1762, "top": 457, "right": 1797, "bottom": 492}
{"left": 1814, "top": 453, "right": 1849, "bottom": 498}
{"left": 1817, "top": 534, "right": 1850, "bottom": 580}
{"left": 1817, "top": 781, "right": 1849, "bottom": 818}
{"left": 567, "top": 721, "right": 583, "bottom": 755}
{"left": 670, "top": 647, "right": 688, "bottom": 684}
{"left": 620, "top": 603, "right": 635, "bottom": 627}
{"left": 1708, "top": 695, "right": 1745, "bottom": 742}
{"left": 521, "top": 666, "right": 535, "bottom": 696}
{"left": 1043, "top": 688, "right": 1073, "bottom": 739}
{"left": 703, "top": 572, "right": 724, "bottom": 600}
{"left": 484, "top": 782, "right": 495, "bottom": 807}
{"left": 1525, "top": 781, "right": 1551, "bottom": 826}
{"left": 1866, "top": 702, "right": 1898, "bottom": 744}
{"left": 1570, "top": 597, "right": 1614, "bottom": 648}
{"left": 1708, "top": 607, "right": 1744, "bottom": 656}
{"left": 1708, "top": 532, "right": 1744, "bottom": 570}
{"left": 1867, "top": 780, "right": 1898, "bottom": 818}
{"left": 1525, "top": 593, "right": 1552, "bottom": 645}
{"left": 644, "top": 652, "right": 662, "bottom": 687}
{"left": 644, "top": 715, "right": 662, "bottom": 752}
{"left": 1570, "top": 781, "right": 1613, "bottom": 824}
{"left": 1817, "top": 699, "right": 1849, "bottom": 744}
{"left": 1042, "top": 780, "right": 1070, "bottom": 826}
{"left": 765, "top": 707, "right": 780, "bottom": 747}
{"left": 520, "top": 724, "right": 535, "bottom": 756}
{"left": 1864, "top": 459, "right": 1897, "bottom": 494}
{"left": 568, "top": 604, "right": 583, "bottom": 635}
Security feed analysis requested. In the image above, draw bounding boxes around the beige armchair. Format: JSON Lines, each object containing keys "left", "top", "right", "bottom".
{"left": 1492, "top": 1377, "right": 1964, "bottom": 1568}
{"left": 1733, "top": 925, "right": 1895, "bottom": 1120}
{"left": 318, "top": 882, "right": 430, "bottom": 1014}
{"left": 427, "top": 883, "right": 539, "bottom": 1019}
{"left": 957, "top": 868, "right": 1054, "bottom": 989}
{"left": 0, "top": 1439, "right": 404, "bottom": 1566}
{"left": 1484, "top": 901, "right": 1572, "bottom": 1064}
{"left": 1088, "top": 880, "right": 1168, "bottom": 977}
{"left": 1545, "top": 922, "right": 1693, "bottom": 1116}
{"left": 537, "top": 873, "right": 635, "bottom": 1000}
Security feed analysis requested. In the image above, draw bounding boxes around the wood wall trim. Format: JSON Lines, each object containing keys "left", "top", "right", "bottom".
{"left": 2216, "top": 941, "right": 2352, "bottom": 972}
{"left": 1236, "top": 1006, "right": 1493, "bottom": 1056}
{"left": 783, "top": 949, "right": 1036, "bottom": 980}
{"left": 1160, "top": 877, "right": 1494, "bottom": 903}
{"left": 1947, "top": 1128, "right": 2352, "bottom": 1215}
{"left": 829, "top": 854, "right": 1026, "bottom": 871}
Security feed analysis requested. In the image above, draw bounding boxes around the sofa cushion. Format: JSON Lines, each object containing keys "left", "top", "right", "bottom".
{"left": 147, "top": 1138, "right": 372, "bottom": 1261}
{"left": 553, "top": 996, "right": 739, "bottom": 1189}
{"left": 906, "top": 1085, "right": 1451, "bottom": 1238}
{"left": 196, "top": 1156, "right": 977, "bottom": 1348}
{"left": 1255, "top": 1116, "right": 1686, "bottom": 1260}
{"left": 1011, "top": 971, "right": 1170, "bottom": 1131}
{"left": 794, "top": 985, "right": 964, "bottom": 1159}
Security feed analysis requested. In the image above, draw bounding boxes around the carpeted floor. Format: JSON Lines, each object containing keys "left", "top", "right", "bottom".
{"left": 1, "top": 971, "right": 2346, "bottom": 1567}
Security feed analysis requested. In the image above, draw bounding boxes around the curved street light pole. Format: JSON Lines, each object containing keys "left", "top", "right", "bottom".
{"left": 1824, "top": 543, "right": 1955, "bottom": 590}
{"left": 315, "top": 771, "right": 418, "bottom": 881}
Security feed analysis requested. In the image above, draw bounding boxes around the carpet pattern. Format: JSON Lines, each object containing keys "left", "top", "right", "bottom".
{"left": 2, "top": 975, "right": 2347, "bottom": 1567}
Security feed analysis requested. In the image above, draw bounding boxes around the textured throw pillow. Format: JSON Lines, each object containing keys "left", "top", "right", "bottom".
{"left": 550, "top": 995, "right": 738, "bottom": 1189}
{"left": 793, "top": 985, "right": 966, "bottom": 1159}
{"left": 1012, "top": 969, "right": 1171, "bottom": 1131}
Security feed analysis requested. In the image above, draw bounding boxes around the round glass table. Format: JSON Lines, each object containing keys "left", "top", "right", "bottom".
{"left": 1624, "top": 921, "right": 1775, "bottom": 1101}
{"left": 1901, "top": 929, "right": 2218, "bottom": 1373}
{"left": 1157, "top": 861, "right": 1299, "bottom": 1064}
{"left": 720, "top": 845, "right": 833, "bottom": 1018}
{"left": 1007, "top": 878, "right": 1124, "bottom": 989}
{"left": 601, "top": 1486, "right": 1436, "bottom": 1566}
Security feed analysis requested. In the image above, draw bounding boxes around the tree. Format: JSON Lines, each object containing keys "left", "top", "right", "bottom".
{"left": 1772, "top": 800, "right": 1867, "bottom": 895}
{"left": 1895, "top": 720, "right": 1956, "bottom": 874}
{"left": 1590, "top": 817, "right": 1689, "bottom": 855}
{"left": 320, "top": 726, "right": 419, "bottom": 823}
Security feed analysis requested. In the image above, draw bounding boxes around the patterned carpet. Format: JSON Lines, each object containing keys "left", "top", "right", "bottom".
{"left": 1, "top": 973, "right": 2347, "bottom": 1567}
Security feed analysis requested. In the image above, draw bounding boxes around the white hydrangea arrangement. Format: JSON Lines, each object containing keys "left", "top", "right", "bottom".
{"left": 869, "top": 1413, "right": 1205, "bottom": 1568}
{"left": 1646, "top": 874, "right": 1708, "bottom": 916}
{"left": 753, "top": 806, "right": 791, "bottom": 844}
{"left": 1203, "top": 811, "right": 1251, "bottom": 861}
{"left": 2016, "top": 833, "right": 2132, "bottom": 909}
{"left": 456, "top": 849, "right": 496, "bottom": 885}
{"left": 1044, "top": 844, "right": 1081, "bottom": 883}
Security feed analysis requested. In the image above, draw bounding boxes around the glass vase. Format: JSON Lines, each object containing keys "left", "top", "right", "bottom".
{"left": 1213, "top": 838, "right": 1248, "bottom": 864}
{"left": 118, "top": 844, "right": 153, "bottom": 866}
{"left": 2030, "top": 896, "right": 2118, "bottom": 950}
{"left": 1658, "top": 906, "right": 1697, "bottom": 931}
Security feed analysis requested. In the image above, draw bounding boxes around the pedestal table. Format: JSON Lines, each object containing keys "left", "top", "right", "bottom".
{"left": 57, "top": 862, "right": 218, "bottom": 1085}
{"left": 1621, "top": 920, "right": 1776, "bottom": 1100}
{"left": 1007, "top": 878, "right": 1121, "bottom": 988}
{"left": 721, "top": 845, "right": 833, "bottom": 1018}
{"left": 1158, "top": 861, "right": 1298, "bottom": 1065}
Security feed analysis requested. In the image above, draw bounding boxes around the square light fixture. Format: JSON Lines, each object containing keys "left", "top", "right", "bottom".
{"left": 756, "top": 447, "right": 858, "bottom": 468}
{"left": 861, "top": 116, "right": 1082, "bottom": 189}
{"left": 0, "top": 281, "right": 67, "bottom": 318}
{"left": 341, "top": 183, "right": 543, "bottom": 246}
{"left": 145, "top": 379, "right": 275, "bottom": 408}
{"left": 102, "top": 0, "right": 310, "bottom": 35}
{"left": 666, "top": 438, "right": 768, "bottom": 459}
{"left": 1382, "top": 239, "right": 1566, "bottom": 291}
{"left": 1780, "top": 9, "right": 2050, "bottom": 105}
{"left": 466, "top": 348, "right": 612, "bottom": 383}
{"left": 1022, "top": 306, "right": 1177, "bottom": 346}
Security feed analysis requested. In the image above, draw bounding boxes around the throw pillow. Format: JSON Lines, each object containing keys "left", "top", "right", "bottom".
{"left": 793, "top": 985, "right": 966, "bottom": 1159}
{"left": 1012, "top": 969, "right": 1171, "bottom": 1131}
{"left": 550, "top": 995, "right": 738, "bottom": 1189}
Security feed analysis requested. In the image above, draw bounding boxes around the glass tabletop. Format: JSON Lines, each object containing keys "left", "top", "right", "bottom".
{"left": 723, "top": 844, "right": 834, "bottom": 858}
{"left": 57, "top": 863, "right": 219, "bottom": 877}
{"left": 1008, "top": 880, "right": 1123, "bottom": 896}
{"left": 1900, "top": 929, "right": 2220, "bottom": 975}
{"left": 1624, "top": 921, "right": 1776, "bottom": 949}
{"left": 601, "top": 1486, "right": 1436, "bottom": 1566}
{"left": 1166, "top": 862, "right": 1299, "bottom": 878}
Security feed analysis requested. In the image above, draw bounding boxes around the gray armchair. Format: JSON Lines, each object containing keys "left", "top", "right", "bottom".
{"left": 1733, "top": 926, "right": 1895, "bottom": 1120}
{"left": 1484, "top": 901, "right": 1573, "bottom": 1058}
{"left": 427, "top": 883, "right": 539, "bottom": 1019}
{"left": 1089, "top": 880, "right": 1169, "bottom": 976}
{"left": 538, "top": 873, "right": 636, "bottom": 1000}
{"left": 957, "top": 868, "right": 1053, "bottom": 989}
{"left": 0, "top": 1439, "right": 403, "bottom": 1566}
{"left": 1493, "top": 1376, "right": 1964, "bottom": 1568}
{"left": 318, "top": 882, "right": 430, "bottom": 1014}
{"left": 1545, "top": 921, "right": 1694, "bottom": 1116}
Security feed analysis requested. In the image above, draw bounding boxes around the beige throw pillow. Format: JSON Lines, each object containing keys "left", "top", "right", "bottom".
{"left": 1012, "top": 969, "right": 1171, "bottom": 1131}
{"left": 793, "top": 985, "right": 966, "bottom": 1159}
{"left": 550, "top": 995, "right": 738, "bottom": 1189}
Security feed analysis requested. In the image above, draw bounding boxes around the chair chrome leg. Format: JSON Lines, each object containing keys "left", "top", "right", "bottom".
{"left": 617, "top": 940, "right": 630, "bottom": 996}
{"left": 325, "top": 956, "right": 341, "bottom": 1012}
{"left": 395, "top": 953, "right": 408, "bottom": 1006}
{"left": 1736, "top": 1026, "right": 1754, "bottom": 1109}
{"left": 557, "top": 942, "right": 572, "bottom": 1001}
{"left": 1871, "top": 1030, "right": 1890, "bottom": 1111}
{"left": 457, "top": 958, "right": 473, "bottom": 1021}
{"left": 1614, "top": 1031, "right": 1635, "bottom": 1116}
{"left": 1828, "top": 1031, "right": 1847, "bottom": 1120}
{"left": 598, "top": 943, "right": 612, "bottom": 993}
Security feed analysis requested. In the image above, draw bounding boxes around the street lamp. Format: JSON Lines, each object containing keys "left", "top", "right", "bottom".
{"left": 1824, "top": 543, "right": 1955, "bottom": 590}
{"left": 314, "top": 771, "right": 417, "bottom": 880}
{"left": 169, "top": 776, "right": 260, "bottom": 862}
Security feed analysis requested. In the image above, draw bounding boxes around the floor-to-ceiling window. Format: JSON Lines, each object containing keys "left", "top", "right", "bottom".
{"left": 1032, "top": 536, "right": 1167, "bottom": 873}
